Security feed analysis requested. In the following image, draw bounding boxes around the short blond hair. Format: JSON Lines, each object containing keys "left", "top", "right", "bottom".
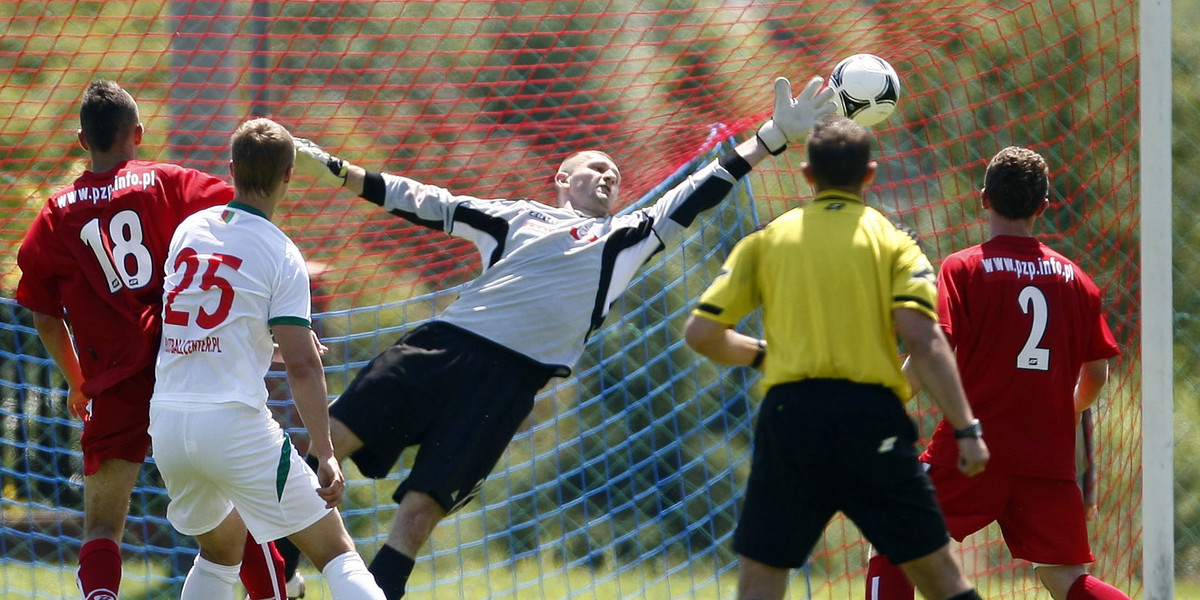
{"left": 231, "top": 118, "right": 294, "bottom": 197}
{"left": 557, "top": 150, "right": 616, "bottom": 175}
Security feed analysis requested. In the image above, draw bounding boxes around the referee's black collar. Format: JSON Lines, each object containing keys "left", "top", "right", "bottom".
{"left": 813, "top": 190, "right": 863, "bottom": 204}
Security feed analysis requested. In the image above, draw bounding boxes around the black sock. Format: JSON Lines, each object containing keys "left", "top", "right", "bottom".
{"left": 275, "top": 536, "right": 302, "bottom": 580}
{"left": 369, "top": 545, "right": 415, "bottom": 600}
{"left": 946, "top": 590, "right": 983, "bottom": 600}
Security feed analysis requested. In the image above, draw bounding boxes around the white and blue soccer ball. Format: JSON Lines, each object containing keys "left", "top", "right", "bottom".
{"left": 829, "top": 54, "right": 901, "bottom": 127}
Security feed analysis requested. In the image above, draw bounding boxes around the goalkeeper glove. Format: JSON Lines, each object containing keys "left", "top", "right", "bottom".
{"left": 294, "top": 137, "right": 351, "bottom": 188}
{"left": 756, "top": 76, "right": 838, "bottom": 155}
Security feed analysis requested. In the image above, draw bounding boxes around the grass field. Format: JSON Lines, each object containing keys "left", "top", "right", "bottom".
{"left": 0, "top": 558, "right": 1177, "bottom": 600}
{"left": 0, "top": 561, "right": 170, "bottom": 600}
{"left": 0, "top": 559, "right": 820, "bottom": 600}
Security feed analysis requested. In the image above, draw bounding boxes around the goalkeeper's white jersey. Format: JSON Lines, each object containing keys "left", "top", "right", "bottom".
{"left": 371, "top": 154, "right": 745, "bottom": 375}
{"left": 153, "top": 202, "right": 312, "bottom": 409}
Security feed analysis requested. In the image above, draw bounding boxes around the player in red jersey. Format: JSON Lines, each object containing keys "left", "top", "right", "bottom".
{"left": 15, "top": 80, "right": 289, "bottom": 600}
{"left": 864, "top": 147, "right": 1129, "bottom": 600}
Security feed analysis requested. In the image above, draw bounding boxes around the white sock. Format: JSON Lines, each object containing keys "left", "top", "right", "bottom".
{"left": 181, "top": 555, "right": 240, "bottom": 600}
{"left": 322, "top": 551, "right": 386, "bottom": 600}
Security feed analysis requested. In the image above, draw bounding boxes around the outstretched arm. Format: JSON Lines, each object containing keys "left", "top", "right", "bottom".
{"left": 732, "top": 135, "right": 772, "bottom": 169}
{"left": 726, "top": 75, "right": 839, "bottom": 170}
{"left": 293, "top": 138, "right": 464, "bottom": 230}
{"left": 343, "top": 164, "right": 366, "bottom": 196}
{"left": 293, "top": 138, "right": 364, "bottom": 194}
{"left": 755, "top": 76, "right": 837, "bottom": 155}
{"left": 650, "top": 76, "right": 838, "bottom": 235}
{"left": 296, "top": 75, "right": 834, "bottom": 203}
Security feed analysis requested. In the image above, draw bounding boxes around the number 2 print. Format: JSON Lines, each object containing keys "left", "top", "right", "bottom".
{"left": 1016, "top": 285, "right": 1050, "bottom": 371}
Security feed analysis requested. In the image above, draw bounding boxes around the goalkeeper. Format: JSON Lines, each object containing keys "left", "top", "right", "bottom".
{"left": 284, "top": 75, "right": 836, "bottom": 599}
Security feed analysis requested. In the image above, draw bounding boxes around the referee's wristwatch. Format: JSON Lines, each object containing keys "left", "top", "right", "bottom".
{"left": 953, "top": 418, "right": 983, "bottom": 439}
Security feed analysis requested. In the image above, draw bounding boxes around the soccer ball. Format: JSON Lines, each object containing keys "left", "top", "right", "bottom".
{"left": 829, "top": 54, "right": 901, "bottom": 127}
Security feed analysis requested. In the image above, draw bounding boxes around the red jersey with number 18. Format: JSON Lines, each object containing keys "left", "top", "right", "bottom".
{"left": 921, "top": 235, "right": 1119, "bottom": 479}
{"left": 16, "top": 160, "right": 232, "bottom": 398}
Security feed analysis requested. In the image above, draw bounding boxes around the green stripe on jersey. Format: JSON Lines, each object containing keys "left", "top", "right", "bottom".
{"left": 269, "top": 316, "right": 311, "bottom": 328}
{"left": 276, "top": 433, "right": 293, "bottom": 501}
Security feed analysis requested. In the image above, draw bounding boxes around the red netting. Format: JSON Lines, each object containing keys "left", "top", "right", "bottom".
{"left": 0, "top": 1, "right": 1141, "bottom": 596}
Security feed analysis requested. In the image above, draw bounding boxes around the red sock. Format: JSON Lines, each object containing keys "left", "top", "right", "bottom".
{"left": 240, "top": 534, "right": 287, "bottom": 600}
{"left": 1066, "top": 574, "right": 1132, "bottom": 600}
{"left": 865, "top": 554, "right": 915, "bottom": 600}
{"left": 77, "top": 538, "right": 122, "bottom": 600}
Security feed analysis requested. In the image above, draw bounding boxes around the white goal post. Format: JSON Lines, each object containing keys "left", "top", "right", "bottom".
{"left": 1140, "top": 0, "right": 1174, "bottom": 599}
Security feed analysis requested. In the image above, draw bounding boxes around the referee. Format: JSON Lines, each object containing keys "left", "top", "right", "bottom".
{"left": 684, "top": 115, "right": 989, "bottom": 600}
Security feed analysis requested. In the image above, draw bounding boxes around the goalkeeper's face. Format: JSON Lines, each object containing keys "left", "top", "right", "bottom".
{"left": 557, "top": 151, "right": 621, "bottom": 217}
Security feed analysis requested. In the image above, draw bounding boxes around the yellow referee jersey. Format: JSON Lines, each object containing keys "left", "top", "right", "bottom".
{"left": 692, "top": 190, "right": 938, "bottom": 400}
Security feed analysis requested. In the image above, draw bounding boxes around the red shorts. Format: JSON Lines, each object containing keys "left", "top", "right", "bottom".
{"left": 927, "top": 463, "right": 1095, "bottom": 565}
{"left": 79, "top": 366, "right": 154, "bottom": 476}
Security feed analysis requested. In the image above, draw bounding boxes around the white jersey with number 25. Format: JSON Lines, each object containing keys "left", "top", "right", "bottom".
{"left": 153, "top": 202, "right": 312, "bottom": 409}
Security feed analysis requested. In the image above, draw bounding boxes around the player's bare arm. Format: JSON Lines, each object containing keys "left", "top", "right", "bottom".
{"left": 1074, "top": 358, "right": 1110, "bottom": 414}
{"left": 344, "top": 164, "right": 367, "bottom": 196}
{"left": 271, "top": 331, "right": 329, "bottom": 364}
{"left": 31, "top": 312, "right": 89, "bottom": 420}
{"left": 683, "top": 314, "right": 765, "bottom": 369}
{"left": 893, "top": 307, "right": 989, "bottom": 476}
{"left": 900, "top": 355, "right": 923, "bottom": 399}
{"left": 274, "top": 323, "right": 345, "bottom": 508}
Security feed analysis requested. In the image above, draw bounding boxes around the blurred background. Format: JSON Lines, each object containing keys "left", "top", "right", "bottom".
{"left": 0, "top": 1, "right": 1172, "bottom": 598}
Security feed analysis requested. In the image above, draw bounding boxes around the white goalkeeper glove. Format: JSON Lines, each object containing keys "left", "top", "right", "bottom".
{"left": 294, "top": 137, "right": 351, "bottom": 188}
{"left": 756, "top": 76, "right": 838, "bottom": 155}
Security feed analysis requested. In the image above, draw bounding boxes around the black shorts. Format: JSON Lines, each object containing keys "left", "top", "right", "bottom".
{"left": 329, "top": 321, "right": 555, "bottom": 513}
{"left": 733, "top": 379, "right": 949, "bottom": 568}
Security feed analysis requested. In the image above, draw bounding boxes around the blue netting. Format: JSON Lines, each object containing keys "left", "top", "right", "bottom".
{"left": 0, "top": 139, "right": 791, "bottom": 599}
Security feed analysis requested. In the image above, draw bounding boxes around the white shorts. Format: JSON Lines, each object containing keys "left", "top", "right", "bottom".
{"left": 148, "top": 400, "right": 332, "bottom": 542}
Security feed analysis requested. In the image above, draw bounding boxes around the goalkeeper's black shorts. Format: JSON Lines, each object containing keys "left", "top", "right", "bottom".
{"left": 329, "top": 321, "right": 556, "bottom": 514}
{"left": 733, "top": 378, "right": 950, "bottom": 568}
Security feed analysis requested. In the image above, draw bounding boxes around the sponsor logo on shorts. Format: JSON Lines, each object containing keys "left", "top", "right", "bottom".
{"left": 448, "top": 479, "right": 486, "bottom": 514}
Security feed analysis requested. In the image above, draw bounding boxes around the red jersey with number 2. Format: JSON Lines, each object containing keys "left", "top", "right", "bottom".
{"left": 16, "top": 160, "right": 232, "bottom": 398}
{"left": 921, "top": 235, "right": 1119, "bottom": 479}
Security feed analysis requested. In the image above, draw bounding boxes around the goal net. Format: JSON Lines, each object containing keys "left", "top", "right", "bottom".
{"left": 0, "top": 1, "right": 1141, "bottom": 599}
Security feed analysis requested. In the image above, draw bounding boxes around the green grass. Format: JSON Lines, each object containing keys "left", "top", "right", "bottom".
{"left": 2, "top": 557, "right": 1175, "bottom": 599}
{"left": 0, "top": 556, "right": 829, "bottom": 600}
{"left": 0, "top": 560, "right": 172, "bottom": 600}
{"left": 251, "top": 559, "right": 827, "bottom": 600}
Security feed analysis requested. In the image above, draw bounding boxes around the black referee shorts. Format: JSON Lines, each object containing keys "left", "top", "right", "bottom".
{"left": 733, "top": 379, "right": 949, "bottom": 568}
{"left": 329, "top": 321, "right": 555, "bottom": 513}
